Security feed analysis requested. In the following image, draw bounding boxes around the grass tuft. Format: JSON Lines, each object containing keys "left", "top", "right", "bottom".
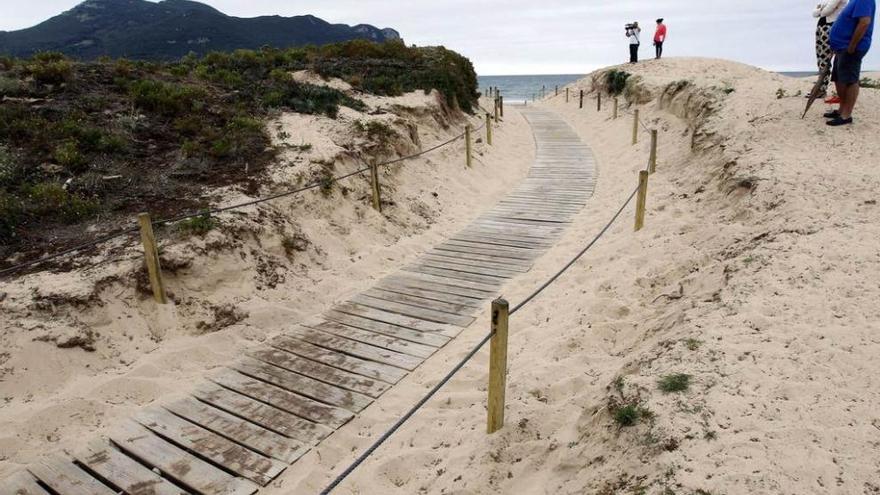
{"left": 658, "top": 373, "right": 692, "bottom": 393}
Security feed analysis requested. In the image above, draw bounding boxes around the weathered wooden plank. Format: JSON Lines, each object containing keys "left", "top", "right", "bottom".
{"left": 388, "top": 269, "right": 509, "bottom": 293}
{"left": 1, "top": 471, "right": 51, "bottom": 495}
{"left": 303, "top": 318, "right": 436, "bottom": 359}
{"left": 110, "top": 422, "right": 258, "bottom": 495}
{"left": 233, "top": 357, "right": 374, "bottom": 413}
{"left": 284, "top": 325, "right": 425, "bottom": 371}
{"left": 412, "top": 259, "right": 521, "bottom": 280}
{"left": 349, "top": 294, "right": 477, "bottom": 327}
{"left": 250, "top": 345, "right": 391, "bottom": 397}
{"left": 165, "top": 397, "right": 305, "bottom": 464}
{"left": 271, "top": 334, "right": 408, "bottom": 384}
{"left": 324, "top": 309, "right": 450, "bottom": 347}
{"left": 135, "top": 408, "right": 285, "bottom": 486}
{"left": 403, "top": 265, "right": 507, "bottom": 286}
{"left": 193, "top": 384, "right": 332, "bottom": 444}
{"left": 369, "top": 283, "right": 482, "bottom": 309}
{"left": 422, "top": 253, "right": 531, "bottom": 274}
{"left": 380, "top": 273, "right": 496, "bottom": 300}
{"left": 27, "top": 455, "right": 116, "bottom": 495}
{"left": 362, "top": 288, "right": 478, "bottom": 315}
{"left": 334, "top": 302, "right": 464, "bottom": 337}
{"left": 434, "top": 243, "right": 538, "bottom": 262}
{"left": 75, "top": 439, "right": 183, "bottom": 495}
{"left": 210, "top": 367, "right": 357, "bottom": 426}
{"left": 424, "top": 250, "right": 532, "bottom": 271}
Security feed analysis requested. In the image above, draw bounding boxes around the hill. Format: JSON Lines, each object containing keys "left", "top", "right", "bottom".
{"left": 0, "top": 0, "right": 401, "bottom": 60}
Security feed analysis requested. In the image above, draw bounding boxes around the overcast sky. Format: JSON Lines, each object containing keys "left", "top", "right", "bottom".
{"left": 2, "top": 0, "right": 878, "bottom": 75}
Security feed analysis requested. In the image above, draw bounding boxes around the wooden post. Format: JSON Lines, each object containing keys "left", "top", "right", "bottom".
{"left": 597, "top": 93, "right": 602, "bottom": 112}
{"left": 465, "top": 124, "right": 473, "bottom": 168}
{"left": 555, "top": 85, "right": 558, "bottom": 96}
{"left": 542, "top": 85, "right": 546, "bottom": 98}
{"left": 494, "top": 98, "right": 499, "bottom": 122}
{"left": 649, "top": 129, "right": 658, "bottom": 174}
{"left": 486, "top": 113, "right": 493, "bottom": 146}
{"left": 635, "top": 171, "right": 649, "bottom": 231}
{"left": 487, "top": 298, "right": 509, "bottom": 434}
{"left": 579, "top": 90, "right": 584, "bottom": 109}
{"left": 138, "top": 213, "right": 167, "bottom": 304}
{"left": 632, "top": 109, "right": 640, "bottom": 145}
{"left": 370, "top": 162, "right": 382, "bottom": 213}
{"left": 613, "top": 97, "right": 619, "bottom": 119}
{"left": 499, "top": 96, "right": 504, "bottom": 118}
{"left": 565, "top": 88, "right": 569, "bottom": 103}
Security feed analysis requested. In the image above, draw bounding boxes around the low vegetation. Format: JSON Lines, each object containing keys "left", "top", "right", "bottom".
{"left": 0, "top": 40, "right": 478, "bottom": 268}
{"left": 658, "top": 373, "right": 692, "bottom": 393}
{"left": 605, "top": 69, "right": 631, "bottom": 95}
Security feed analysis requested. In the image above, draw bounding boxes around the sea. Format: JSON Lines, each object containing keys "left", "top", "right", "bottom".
{"left": 478, "top": 72, "right": 821, "bottom": 104}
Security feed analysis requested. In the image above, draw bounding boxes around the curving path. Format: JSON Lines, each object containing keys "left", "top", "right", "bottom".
{"left": 2, "top": 107, "right": 596, "bottom": 495}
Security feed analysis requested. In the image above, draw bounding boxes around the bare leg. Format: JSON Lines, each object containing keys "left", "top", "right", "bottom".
{"left": 835, "top": 80, "right": 846, "bottom": 110}
{"left": 839, "top": 83, "right": 860, "bottom": 119}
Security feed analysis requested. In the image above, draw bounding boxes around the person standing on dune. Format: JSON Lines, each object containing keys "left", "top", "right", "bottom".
{"left": 813, "top": 0, "right": 848, "bottom": 100}
{"left": 627, "top": 22, "right": 641, "bottom": 63}
{"left": 825, "top": 0, "right": 875, "bottom": 126}
{"left": 654, "top": 19, "right": 667, "bottom": 59}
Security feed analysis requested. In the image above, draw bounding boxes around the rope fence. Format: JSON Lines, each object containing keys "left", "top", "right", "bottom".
{"left": 321, "top": 97, "right": 663, "bottom": 493}
{"left": 0, "top": 108, "right": 496, "bottom": 282}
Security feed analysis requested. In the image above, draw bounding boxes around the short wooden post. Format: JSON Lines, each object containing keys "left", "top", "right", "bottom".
{"left": 465, "top": 124, "right": 473, "bottom": 168}
{"left": 579, "top": 90, "right": 584, "bottom": 109}
{"left": 487, "top": 298, "right": 509, "bottom": 434}
{"left": 632, "top": 109, "right": 640, "bottom": 145}
{"left": 370, "top": 162, "right": 382, "bottom": 212}
{"left": 649, "top": 129, "right": 658, "bottom": 174}
{"left": 138, "top": 213, "right": 167, "bottom": 304}
{"left": 613, "top": 97, "right": 619, "bottom": 119}
{"left": 494, "top": 98, "right": 500, "bottom": 122}
{"left": 486, "top": 113, "right": 493, "bottom": 146}
{"left": 499, "top": 96, "right": 504, "bottom": 118}
{"left": 555, "top": 85, "right": 558, "bottom": 96}
{"left": 597, "top": 93, "right": 602, "bottom": 112}
{"left": 635, "top": 171, "right": 649, "bottom": 231}
{"left": 565, "top": 88, "right": 569, "bottom": 103}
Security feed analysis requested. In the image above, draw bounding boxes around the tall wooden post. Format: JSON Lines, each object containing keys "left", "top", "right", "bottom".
{"left": 632, "top": 109, "right": 640, "bottom": 145}
{"left": 597, "top": 93, "right": 602, "bottom": 112}
{"left": 555, "top": 85, "right": 558, "bottom": 96}
{"left": 486, "top": 113, "right": 493, "bottom": 146}
{"left": 499, "top": 95, "right": 504, "bottom": 118}
{"left": 494, "top": 97, "right": 500, "bottom": 122}
{"left": 465, "top": 124, "right": 473, "bottom": 168}
{"left": 613, "top": 97, "right": 619, "bottom": 119}
{"left": 649, "top": 130, "right": 658, "bottom": 174}
{"left": 565, "top": 88, "right": 569, "bottom": 103}
{"left": 579, "top": 90, "right": 584, "bottom": 109}
{"left": 635, "top": 171, "right": 649, "bottom": 231}
{"left": 487, "top": 298, "right": 510, "bottom": 434}
{"left": 138, "top": 213, "right": 167, "bottom": 304}
{"left": 370, "top": 162, "right": 382, "bottom": 213}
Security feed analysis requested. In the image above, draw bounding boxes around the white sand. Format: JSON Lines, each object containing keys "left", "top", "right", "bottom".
{"left": 0, "top": 87, "right": 534, "bottom": 477}
{"left": 268, "top": 58, "right": 880, "bottom": 494}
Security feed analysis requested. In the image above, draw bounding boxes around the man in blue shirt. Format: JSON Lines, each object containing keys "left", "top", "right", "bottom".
{"left": 826, "top": 0, "right": 876, "bottom": 126}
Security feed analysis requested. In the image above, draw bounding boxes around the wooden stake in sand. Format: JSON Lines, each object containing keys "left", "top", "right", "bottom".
{"left": 649, "top": 130, "right": 658, "bottom": 174}
{"left": 494, "top": 97, "right": 500, "bottom": 122}
{"left": 499, "top": 95, "right": 504, "bottom": 118}
{"left": 579, "top": 90, "right": 584, "bottom": 109}
{"left": 566, "top": 87, "right": 569, "bottom": 103}
{"left": 613, "top": 97, "right": 619, "bottom": 119}
{"left": 486, "top": 113, "right": 493, "bottom": 146}
{"left": 635, "top": 171, "right": 649, "bottom": 231}
{"left": 487, "top": 298, "right": 510, "bottom": 434}
{"left": 465, "top": 124, "right": 473, "bottom": 168}
{"left": 370, "top": 162, "right": 382, "bottom": 213}
{"left": 138, "top": 213, "right": 167, "bottom": 304}
{"left": 632, "top": 109, "right": 640, "bottom": 145}
{"left": 555, "top": 85, "right": 558, "bottom": 96}
{"left": 597, "top": 93, "right": 602, "bottom": 112}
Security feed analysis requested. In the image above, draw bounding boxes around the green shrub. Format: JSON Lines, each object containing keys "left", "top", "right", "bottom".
{"left": 0, "top": 55, "right": 15, "bottom": 70}
{"left": 177, "top": 213, "right": 216, "bottom": 236}
{"left": 613, "top": 405, "right": 641, "bottom": 427}
{"left": 605, "top": 69, "right": 631, "bottom": 95}
{"left": 128, "top": 79, "right": 206, "bottom": 116}
{"left": 658, "top": 373, "right": 691, "bottom": 393}
{"left": 25, "top": 182, "right": 99, "bottom": 222}
{"left": 27, "top": 53, "right": 74, "bottom": 86}
{"left": 53, "top": 141, "right": 86, "bottom": 170}
{"left": 0, "top": 76, "right": 22, "bottom": 96}
{"left": 0, "top": 191, "right": 23, "bottom": 242}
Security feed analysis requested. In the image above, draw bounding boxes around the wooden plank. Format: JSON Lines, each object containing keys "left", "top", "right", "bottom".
{"left": 270, "top": 334, "right": 408, "bottom": 384}
{"left": 76, "top": 439, "right": 184, "bottom": 495}
{"left": 369, "top": 284, "right": 482, "bottom": 309}
{"left": 233, "top": 357, "right": 374, "bottom": 412}
{"left": 403, "top": 265, "right": 507, "bottom": 286}
{"left": 27, "top": 455, "right": 116, "bottom": 495}
{"left": 1, "top": 472, "right": 51, "bottom": 495}
{"left": 362, "top": 288, "right": 478, "bottom": 315}
{"left": 211, "top": 367, "right": 358, "bottom": 426}
{"left": 285, "top": 325, "right": 426, "bottom": 370}
{"left": 350, "top": 293, "right": 477, "bottom": 327}
{"left": 422, "top": 253, "right": 531, "bottom": 274}
{"left": 381, "top": 273, "right": 498, "bottom": 299}
{"left": 434, "top": 243, "right": 538, "bottom": 262}
{"left": 193, "top": 384, "right": 332, "bottom": 444}
{"left": 303, "top": 317, "right": 437, "bottom": 359}
{"left": 334, "top": 302, "right": 464, "bottom": 337}
{"left": 110, "top": 422, "right": 257, "bottom": 495}
{"left": 324, "top": 309, "right": 450, "bottom": 347}
{"left": 249, "top": 345, "right": 391, "bottom": 397}
{"left": 412, "top": 259, "right": 521, "bottom": 280}
{"left": 135, "top": 408, "right": 285, "bottom": 486}
{"left": 424, "top": 250, "right": 532, "bottom": 270}
{"left": 165, "top": 397, "right": 305, "bottom": 464}
{"left": 388, "top": 269, "right": 502, "bottom": 293}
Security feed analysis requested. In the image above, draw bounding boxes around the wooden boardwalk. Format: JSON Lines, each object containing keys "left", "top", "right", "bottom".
{"left": 1, "top": 108, "right": 596, "bottom": 495}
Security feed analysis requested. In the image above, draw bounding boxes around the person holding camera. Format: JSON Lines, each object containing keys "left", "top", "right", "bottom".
{"left": 626, "top": 21, "right": 641, "bottom": 63}
{"left": 654, "top": 19, "right": 667, "bottom": 59}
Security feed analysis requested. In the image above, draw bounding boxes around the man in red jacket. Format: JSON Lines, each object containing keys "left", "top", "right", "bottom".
{"left": 654, "top": 19, "right": 667, "bottom": 59}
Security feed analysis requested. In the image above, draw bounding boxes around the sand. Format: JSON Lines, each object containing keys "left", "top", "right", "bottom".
{"left": 267, "top": 58, "right": 880, "bottom": 494}
{"left": 0, "top": 83, "right": 535, "bottom": 477}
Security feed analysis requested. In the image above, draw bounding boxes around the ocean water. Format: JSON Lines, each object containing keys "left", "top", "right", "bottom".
{"left": 478, "top": 74, "right": 584, "bottom": 103}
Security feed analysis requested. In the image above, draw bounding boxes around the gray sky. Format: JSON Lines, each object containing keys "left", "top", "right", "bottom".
{"left": 2, "top": 0, "right": 879, "bottom": 74}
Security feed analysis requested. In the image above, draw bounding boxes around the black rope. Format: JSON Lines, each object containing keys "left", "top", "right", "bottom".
{"left": 0, "top": 126, "right": 476, "bottom": 278}
{"left": 320, "top": 331, "right": 495, "bottom": 495}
